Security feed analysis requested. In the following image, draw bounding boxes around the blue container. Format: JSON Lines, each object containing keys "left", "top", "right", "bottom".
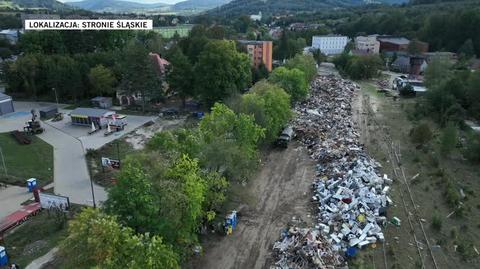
{"left": 0, "top": 246, "right": 8, "bottom": 266}
{"left": 224, "top": 211, "right": 238, "bottom": 230}
{"left": 346, "top": 247, "right": 358, "bottom": 258}
{"left": 27, "top": 178, "right": 37, "bottom": 192}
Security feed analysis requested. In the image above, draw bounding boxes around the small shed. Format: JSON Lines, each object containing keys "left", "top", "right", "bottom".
{"left": 0, "top": 93, "right": 14, "bottom": 116}
{"left": 39, "top": 105, "right": 58, "bottom": 119}
{"left": 70, "top": 108, "right": 115, "bottom": 128}
{"left": 91, "top": 97, "right": 113, "bottom": 109}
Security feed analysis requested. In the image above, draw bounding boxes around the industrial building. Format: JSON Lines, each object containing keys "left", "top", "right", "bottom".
{"left": 0, "top": 93, "right": 14, "bottom": 116}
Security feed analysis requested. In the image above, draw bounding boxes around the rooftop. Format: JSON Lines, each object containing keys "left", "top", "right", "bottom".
{"left": 0, "top": 92, "right": 12, "bottom": 101}
{"left": 238, "top": 40, "right": 271, "bottom": 45}
{"left": 70, "top": 108, "right": 113, "bottom": 118}
{"left": 91, "top": 96, "right": 112, "bottom": 102}
{"left": 377, "top": 37, "right": 410, "bottom": 45}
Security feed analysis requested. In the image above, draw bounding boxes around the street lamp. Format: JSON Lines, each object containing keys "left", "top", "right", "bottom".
{"left": 52, "top": 87, "right": 59, "bottom": 106}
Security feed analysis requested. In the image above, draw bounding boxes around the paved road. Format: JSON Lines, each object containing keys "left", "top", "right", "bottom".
{"left": 0, "top": 185, "right": 33, "bottom": 220}
{"left": 38, "top": 123, "right": 107, "bottom": 206}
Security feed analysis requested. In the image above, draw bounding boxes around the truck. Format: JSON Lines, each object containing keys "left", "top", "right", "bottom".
{"left": 275, "top": 126, "right": 294, "bottom": 148}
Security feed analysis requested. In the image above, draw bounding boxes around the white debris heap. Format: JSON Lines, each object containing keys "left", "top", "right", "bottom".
{"left": 271, "top": 76, "right": 393, "bottom": 268}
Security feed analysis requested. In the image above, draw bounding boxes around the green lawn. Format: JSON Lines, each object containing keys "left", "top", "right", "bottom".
{"left": 0, "top": 132, "right": 53, "bottom": 186}
{"left": 3, "top": 210, "right": 68, "bottom": 268}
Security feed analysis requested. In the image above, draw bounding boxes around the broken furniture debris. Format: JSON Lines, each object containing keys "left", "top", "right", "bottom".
{"left": 272, "top": 75, "right": 393, "bottom": 268}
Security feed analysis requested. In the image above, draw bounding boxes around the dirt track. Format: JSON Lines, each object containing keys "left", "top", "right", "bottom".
{"left": 191, "top": 144, "right": 315, "bottom": 269}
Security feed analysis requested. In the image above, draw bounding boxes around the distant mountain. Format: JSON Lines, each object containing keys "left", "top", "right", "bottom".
{"left": 67, "top": 0, "right": 169, "bottom": 13}
{"left": 65, "top": 0, "right": 230, "bottom": 13}
{"left": 210, "top": 0, "right": 408, "bottom": 16}
{"left": 5, "top": 0, "right": 71, "bottom": 10}
{"left": 172, "top": 0, "right": 231, "bottom": 10}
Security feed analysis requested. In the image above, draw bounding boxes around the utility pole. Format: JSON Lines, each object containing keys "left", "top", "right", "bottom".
{"left": 0, "top": 146, "right": 7, "bottom": 177}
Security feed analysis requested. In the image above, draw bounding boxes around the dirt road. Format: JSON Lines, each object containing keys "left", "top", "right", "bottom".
{"left": 191, "top": 144, "right": 315, "bottom": 269}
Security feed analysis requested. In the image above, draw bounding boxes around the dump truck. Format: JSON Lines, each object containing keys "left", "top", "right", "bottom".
{"left": 275, "top": 126, "right": 294, "bottom": 148}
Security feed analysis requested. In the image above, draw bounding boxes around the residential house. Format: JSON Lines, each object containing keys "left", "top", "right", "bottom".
{"left": 354, "top": 35, "right": 380, "bottom": 54}
{"left": 312, "top": 35, "right": 348, "bottom": 55}
{"left": 238, "top": 40, "right": 273, "bottom": 72}
{"left": 91, "top": 97, "right": 113, "bottom": 109}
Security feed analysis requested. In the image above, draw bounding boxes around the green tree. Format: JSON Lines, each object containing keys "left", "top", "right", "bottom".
{"left": 424, "top": 58, "right": 451, "bottom": 89}
{"left": 156, "top": 155, "right": 207, "bottom": 248}
{"left": 166, "top": 48, "right": 194, "bottom": 107}
{"left": 440, "top": 122, "right": 458, "bottom": 156}
{"left": 269, "top": 67, "right": 308, "bottom": 103}
{"left": 236, "top": 81, "right": 292, "bottom": 142}
{"left": 285, "top": 53, "right": 317, "bottom": 82}
{"left": 312, "top": 49, "right": 327, "bottom": 65}
{"left": 194, "top": 40, "right": 251, "bottom": 107}
{"left": 61, "top": 208, "right": 179, "bottom": 269}
{"left": 199, "top": 103, "right": 265, "bottom": 180}
{"left": 104, "top": 161, "right": 159, "bottom": 234}
{"left": 458, "top": 39, "right": 476, "bottom": 59}
{"left": 120, "top": 41, "right": 163, "bottom": 112}
{"left": 11, "top": 54, "right": 40, "bottom": 99}
{"left": 88, "top": 64, "right": 116, "bottom": 96}
{"left": 345, "top": 55, "right": 382, "bottom": 80}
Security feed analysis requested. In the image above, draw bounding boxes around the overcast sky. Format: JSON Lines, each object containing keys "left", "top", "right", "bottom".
{"left": 59, "top": 0, "right": 184, "bottom": 4}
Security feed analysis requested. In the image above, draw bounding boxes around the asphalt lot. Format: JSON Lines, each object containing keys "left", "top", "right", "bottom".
{"left": 0, "top": 101, "right": 154, "bottom": 206}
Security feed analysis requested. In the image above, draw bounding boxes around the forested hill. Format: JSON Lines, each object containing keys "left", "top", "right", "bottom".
{"left": 9, "top": 0, "right": 71, "bottom": 10}
{"left": 208, "top": 0, "right": 407, "bottom": 17}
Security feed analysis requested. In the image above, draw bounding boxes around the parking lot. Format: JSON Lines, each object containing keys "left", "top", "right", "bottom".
{"left": 0, "top": 101, "right": 157, "bottom": 206}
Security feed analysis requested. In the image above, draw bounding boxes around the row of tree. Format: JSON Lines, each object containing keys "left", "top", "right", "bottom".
{"left": 333, "top": 53, "right": 383, "bottom": 80}
{"left": 61, "top": 53, "right": 317, "bottom": 267}
{"left": 410, "top": 59, "right": 480, "bottom": 162}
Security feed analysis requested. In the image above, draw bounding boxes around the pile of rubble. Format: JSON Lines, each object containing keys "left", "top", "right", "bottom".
{"left": 271, "top": 76, "right": 393, "bottom": 268}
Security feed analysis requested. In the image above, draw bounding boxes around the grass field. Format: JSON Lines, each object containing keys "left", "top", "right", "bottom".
{"left": 0, "top": 132, "right": 53, "bottom": 186}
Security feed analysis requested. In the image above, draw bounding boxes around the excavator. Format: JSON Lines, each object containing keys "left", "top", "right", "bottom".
{"left": 23, "top": 109, "right": 45, "bottom": 135}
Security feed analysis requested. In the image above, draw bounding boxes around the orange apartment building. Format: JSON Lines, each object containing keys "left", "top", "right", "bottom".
{"left": 239, "top": 40, "right": 273, "bottom": 72}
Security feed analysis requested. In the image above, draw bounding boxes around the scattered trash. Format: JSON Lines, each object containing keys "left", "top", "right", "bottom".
{"left": 271, "top": 76, "right": 393, "bottom": 268}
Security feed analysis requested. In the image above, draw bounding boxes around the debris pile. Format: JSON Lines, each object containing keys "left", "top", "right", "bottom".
{"left": 272, "top": 227, "right": 343, "bottom": 269}
{"left": 272, "top": 76, "right": 392, "bottom": 268}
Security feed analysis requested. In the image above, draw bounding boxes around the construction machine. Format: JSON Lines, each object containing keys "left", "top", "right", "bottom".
{"left": 24, "top": 109, "right": 45, "bottom": 135}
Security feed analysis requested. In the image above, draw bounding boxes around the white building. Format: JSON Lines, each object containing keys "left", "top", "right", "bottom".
{"left": 250, "top": 12, "right": 262, "bottom": 22}
{"left": 354, "top": 35, "right": 380, "bottom": 54}
{"left": 312, "top": 35, "right": 348, "bottom": 55}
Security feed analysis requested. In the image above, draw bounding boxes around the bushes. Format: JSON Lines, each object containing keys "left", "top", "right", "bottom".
{"left": 410, "top": 122, "right": 433, "bottom": 146}
{"left": 431, "top": 212, "right": 442, "bottom": 231}
{"left": 440, "top": 122, "right": 458, "bottom": 156}
{"left": 464, "top": 132, "right": 480, "bottom": 163}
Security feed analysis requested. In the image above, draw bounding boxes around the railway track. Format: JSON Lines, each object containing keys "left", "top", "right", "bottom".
{"left": 360, "top": 92, "right": 439, "bottom": 269}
